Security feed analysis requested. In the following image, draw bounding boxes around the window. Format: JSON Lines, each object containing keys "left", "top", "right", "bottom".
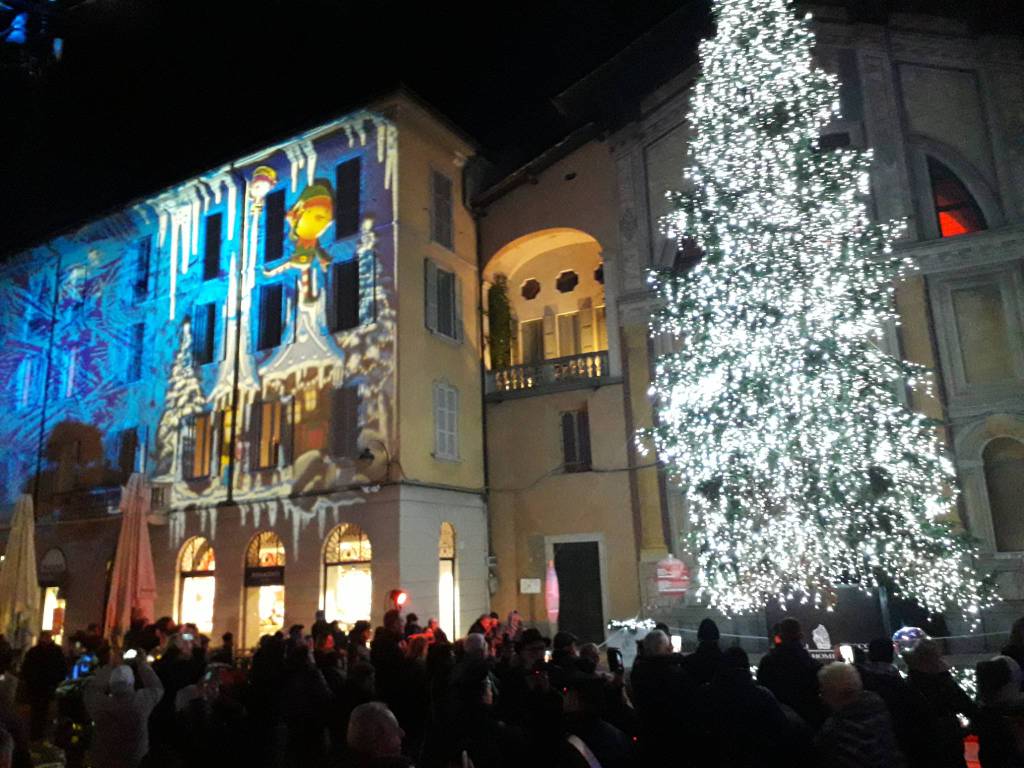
{"left": 322, "top": 524, "right": 372, "bottom": 631}
{"left": 133, "top": 236, "right": 152, "bottom": 303}
{"left": 556, "top": 270, "right": 579, "bottom": 293}
{"left": 558, "top": 312, "right": 581, "bottom": 358}
{"left": 985, "top": 438, "right": 1024, "bottom": 552}
{"left": 264, "top": 189, "right": 286, "bottom": 263}
{"left": 521, "top": 279, "right": 541, "bottom": 301}
{"left": 257, "top": 284, "right": 284, "bottom": 350}
{"left": 244, "top": 532, "right": 285, "bottom": 647}
{"left": 424, "top": 260, "right": 462, "bottom": 341}
{"left": 216, "top": 410, "right": 232, "bottom": 476}
{"left": 520, "top": 319, "right": 544, "bottom": 365}
{"left": 330, "top": 386, "right": 360, "bottom": 458}
{"left": 203, "top": 213, "right": 223, "bottom": 280}
{"left": 561, "top": 409, "right": 592, "bottom": 472}
{"left": 252, "top": 398, "right": 291, "bottom": 470}
{"left": 116, "top": 428, "right": 138, "bottom": 476}
{"left": 951, "top": 284, "right": 1015, "bottom": 386}
{"left": 335, "top": 158, "right": 361, "bottom": 240}
{"left": 430, "top": 170, "right": 453, "bottom": 249}
{"left": 439, "top": 522, "right": 457, "bottom": 638}
{"left": 328, "top": 260, "right": 360, "bottom": 332}
{"left": 595, "top": 306, "right": 608, "bottom": 351}
{"left": 127, "top": 323, "right": 145, "bottom": 382}
{"left": 182, "top": 413, "right": 213, "bottom": 480}
{"left": 433, "top": 382, "right": 459, "bottom": 460}
{"left": 192, "top": 303, "right": 217, "bottom": 366}
{"left": 178, "top": 536, "right": 215, "bottom": 634}
{"left": 928, "top": 157, "right": 986, "bottom": 238}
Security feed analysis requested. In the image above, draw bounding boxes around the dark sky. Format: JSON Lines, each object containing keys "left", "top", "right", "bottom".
{"left": 0, "top": 0, "right": 1020, "bottom": 255}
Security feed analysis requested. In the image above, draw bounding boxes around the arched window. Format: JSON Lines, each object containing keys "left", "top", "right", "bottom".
{"left": 985, "top": 438, "right": 1024, "bottom": 552}
{"left": 177, "top": 536, "right": 216, "bottom": 633}
{"left": 243, "top": 532, "right": 286, "bottom": 647}
{"left": 322, "top": 524, "right": 372, "bottom": 631}
{"left": 439, "top": 522, "right": 457, "bottom": 638}
{"left": 928, "top": 157, "right": 987, "bottom": 238}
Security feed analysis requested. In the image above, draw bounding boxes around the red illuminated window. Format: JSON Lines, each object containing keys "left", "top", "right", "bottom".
{"left": 928, "top": 157, "right": 986, "bottom": 238}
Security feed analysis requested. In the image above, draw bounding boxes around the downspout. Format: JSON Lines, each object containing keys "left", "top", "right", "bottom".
{"left": 223, "top": 168, "right": 248, "bottom": 506}
{"left": 33, "top": 244, "right": 63, "bottom": 509}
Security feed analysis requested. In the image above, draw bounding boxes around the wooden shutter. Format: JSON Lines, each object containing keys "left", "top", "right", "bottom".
{"left": 433, "top": 385, "right": 444, "bottom": 456}
{"left": 578, "top": 410, "right": 592, "bottom": 470}
{"left": 454, "top": 273, "right": 464, "bottom": 342}
{"left": 181, "top": 417, "right": 196, "bottom": 479}
{"left": 192, "top": 305, "right": 208, "bottom": 365}
{"left": 264, "top": 190, "right": 285, "bottom": 263}
{"left": 424, "top": 260, "right": 438, "bottom": 332}
{"left": 335, "top": 158, "right": 361, "bottom": 239}
{"left": 249, "top": 400, "right": 263, "bottom": 470}
{"left": 280, "top": 398, "right": 294, "bottom": 467}
{"left": 330, "top": 387, "right": 359, "bottom": 457}
{"left": 579, "top": 298, "right": 594, "bottom": 352}
{"left": 542, "top": 308, "right": 557, "bottom": 359}
{"left": 447, "top": 386, "right": 458, "bottom": 458}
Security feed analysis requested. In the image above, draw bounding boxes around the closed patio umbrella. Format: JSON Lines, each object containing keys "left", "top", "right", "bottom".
{"left": 545, "top": 559, "right": 560, "bottom": 628}
{"left": 104, "top": 473, "right": 157, "bottom": 641}
{"left": 0, "top": 494, "right": 40, "bottom": 649}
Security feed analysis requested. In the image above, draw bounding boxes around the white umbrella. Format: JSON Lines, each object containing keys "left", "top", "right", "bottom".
{"left": 0, "top": 494, "right": 40, "bottom": 648}
{"left": 104, "top": 474, "right": 157, "bottom": 641}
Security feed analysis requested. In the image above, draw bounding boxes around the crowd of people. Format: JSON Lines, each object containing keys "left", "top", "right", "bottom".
{"left": 0, "top": 611, "right": 1022, "bottom": 767}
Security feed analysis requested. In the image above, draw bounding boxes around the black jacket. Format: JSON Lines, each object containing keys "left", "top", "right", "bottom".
{"left": 815, "top": 691, "right": 907, "bottom": 768}
{"left": 757, "top": 641, "right": 824, "bottom": 728}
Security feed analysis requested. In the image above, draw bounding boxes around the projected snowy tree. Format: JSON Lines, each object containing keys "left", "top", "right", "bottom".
{"left": 650, "top": 0, "right": 990, "bottom": 618}
{"left": 155, "top": 319, "right": 203, "bottom": 477}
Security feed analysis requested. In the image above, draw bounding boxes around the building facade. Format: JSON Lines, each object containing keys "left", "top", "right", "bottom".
{"left": 476, "top": 9, "right": 1024, "bottom": 645}
{"left": 0, "top": 94, "right": 488, "bottom": 643}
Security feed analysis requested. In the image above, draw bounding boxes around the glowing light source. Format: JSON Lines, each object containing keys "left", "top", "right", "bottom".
{"left": 649, "top": 0, "right": 990, "bottom": 622}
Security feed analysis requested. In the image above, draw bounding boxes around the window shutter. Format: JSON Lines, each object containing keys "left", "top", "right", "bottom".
{"left": 358, "top": 246, "right": 376, "bottom": 325}
{"left": 431, "top": 171, "right": 453, "bottom": 249}
{"left": 264, "top": 190, "right": 285, "bottom": 263}
{"left": 542, "top": 308, "right": 557, "bottom": 359}
{"left": 425, "top": 260, "right": 438, "bottom": 332}
{"left": 561, "top": 412, "right": 578, "bottom": 467}
{"left": 181, "top": 417, "right": 196, "bottom": 479}
{"left": 280, "top": 398, "right": 294, "bottom": 467}
{"left": 578, "top": 410, "right": 592, "bottom": 470}
{"left": 335, "top": 158, "right": 361, "bottom": 239}
{"left": 579, "top": 299, "right": 594, "bottom": 352}
{"left": 249, "top": 400, "right": 263, "bottom": 471}
{"left": 454, "top": 274, "right": 464, "bottom": 343}
{"left": 203, "top": 213, "right": 222, "bottom": 280}
{"left": 192, "top": 306, "right": 208, "bottom": 366}
{"left": 447, "top": 387, "right": 458, "bottom": 458}
{"left": 281, "top": 284, "right": 293, "bottom": 345}
{"left": 433, "top": 384, "right": 443, "bottom": 455}
{"left": 330, "top": 387, "right": 359, "bottom": 457}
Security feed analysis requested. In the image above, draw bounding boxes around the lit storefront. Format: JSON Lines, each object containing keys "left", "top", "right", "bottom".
{"left": 38, "top": 548, "right": 67, "bottom": 645}
{"left": 322, "top": 524, "right": 371, "bottom": 631}
{"left": 439, "top": 522, "right": 458, "bottom": 638}
{"left": 177, "top": 536, "right": 216, "bottom": 633}
{"left": 243, "top": 531, "right": 285, "bottom": 647}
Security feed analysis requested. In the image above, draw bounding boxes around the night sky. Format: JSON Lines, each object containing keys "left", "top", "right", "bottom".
{"left": 0, "top": 0, "right": 1020, "bottom": 255}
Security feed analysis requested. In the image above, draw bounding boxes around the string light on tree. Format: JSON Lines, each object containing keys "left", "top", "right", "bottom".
{"left": 649, "top": 0, "right": 991, "bottom": 621}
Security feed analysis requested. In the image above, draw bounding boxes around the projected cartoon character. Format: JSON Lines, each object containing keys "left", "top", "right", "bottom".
{"left": 264, "top": 179, "right": 335, "bottom": 303}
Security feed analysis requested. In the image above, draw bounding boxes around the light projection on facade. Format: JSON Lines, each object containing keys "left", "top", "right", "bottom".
{"left": 0, "top": 110, "right": 400, "bottom": 561}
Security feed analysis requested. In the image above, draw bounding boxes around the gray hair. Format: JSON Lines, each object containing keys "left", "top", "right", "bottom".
{"left": 464, "top": 632, "right": 488, "bottom": 659}
{"left": 643, "top": 630, "right": 670, "bottom": 656}
{"left": 818, "top": 662, "right": 863, "bottom": 708}
{"left": 347, "top": 702, "right": 399, "bottom": 753}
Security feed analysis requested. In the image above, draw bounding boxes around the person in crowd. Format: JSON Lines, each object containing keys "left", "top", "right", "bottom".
{"left": 756, "top": 616, "right": 825, "bottom": 729}
{"left": 19, "top": 630, "right": 67, "bottom": 740}
{"left": 503, "top": 610, "right": 523, "bottom": 644}
{"left": 450, "top": 658, "right": 523, "bottom": 768}
{"left": 311, "top": 610, "right": 330, "bottom": 642}
{"left": 0, "top": 641, "right": 17, "bottom": 716}
{"left": 347, "top": 701, "right": 410, "bottom": 767}
{"left": 350, "top": 620, "right": 373, "bottom": 664}
{"left": 149, "top": 632, "right": 205, "bottom": 762}
{"left": 403, "top": 613, "right": 423, "bottom": 639}
{"left": 1002, "top": 619, "right": 1024, "bottom": 680}
{"left": 904, "top": 638, "right": 975, "bottom": 768}
{"left": 974, "top": 655, "right": 1024, "bottom": 768}
{"left": 425, "top": 618, "right": 449, "bottom": 646}
{"left": 629, "top": 629, "right": 694, "bottom": 759}
{"left": 208, "top": 631, "right": 234, "bottom": 665}
{"left": 282, "top": 638, "right": 333, "bottom": 767}
{"left": 83, "top": 651, "right": 164, "bottom": 768}
{"left": 549, "top": 631, "right": 580, "bottom": 687}
{"left": 815, "top": 662, "right": 906, "bottom": 768}
{"left": 857, "top": 637, "right": 936, "bottom": 768}
{"left": 372, "top": 610, "right": 409, "bottom": 721}
{"left": 680, "top": 617, "right": 724, "bottom": 686}
{"left": 560, "top": 673, "right": 632, "bottom": 768}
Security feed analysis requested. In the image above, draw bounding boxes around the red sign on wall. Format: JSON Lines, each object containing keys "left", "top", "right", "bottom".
{"left": 656, "top": 555, "right": 690, "bottom": 595}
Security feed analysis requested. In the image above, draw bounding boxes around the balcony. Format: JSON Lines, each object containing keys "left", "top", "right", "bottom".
{"left": 486, "top": 350, "right": 613, "bottom": 399}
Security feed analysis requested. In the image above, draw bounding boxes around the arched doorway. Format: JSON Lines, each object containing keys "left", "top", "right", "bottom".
{"left": 243, "top": 531, "right": 286, "bottom": 648}
{"left": 177, "top": 536, "right": 216, "bottom": 633}
{"left": 438, "top": 522, "right": 457, "bottom": 638}
{"left": 322, "top": 524, "right": 372, "bottom": 631}
{"left": 38, "top": 548, "right": 67, "bottom": 645}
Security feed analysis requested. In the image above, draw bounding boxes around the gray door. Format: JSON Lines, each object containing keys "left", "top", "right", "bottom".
{"left": 554, "top": 541, "right": 604, "bottom": 643}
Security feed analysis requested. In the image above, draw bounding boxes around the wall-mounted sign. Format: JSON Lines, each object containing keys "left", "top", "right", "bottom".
{"left": 656, "top": 554, "right": 690, "bottom": 595}
{"left": 244, "top": 566, "right": 285, "bottom": 588}
{"left": 519, "top": 578, "right": 541, "bottom": 594}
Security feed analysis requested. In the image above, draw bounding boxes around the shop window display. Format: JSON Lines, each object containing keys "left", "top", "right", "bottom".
{"left": 322, "top": 524, "right": 372, "bottom": 631}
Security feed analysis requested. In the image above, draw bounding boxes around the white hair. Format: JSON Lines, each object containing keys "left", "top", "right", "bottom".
{"left": 347, "top": 702, "right": 399, "bottom": 754}
{"left": 818, "top": 662, "right": 863, "bottom": 708}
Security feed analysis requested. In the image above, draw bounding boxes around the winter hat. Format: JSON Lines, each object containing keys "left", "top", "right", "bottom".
{"left": 977, "top": 656, "right": 1024, "bottom": 707}
{"left": 110, "top": 665, "right": 135, "bottom": 692}
{"left": 697, "top": 618, "right": 720, "bottom": 643}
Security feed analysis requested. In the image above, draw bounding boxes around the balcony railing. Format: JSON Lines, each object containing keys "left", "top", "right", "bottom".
{"left": 486, "top": 350, "right": 611, "bottom": 396}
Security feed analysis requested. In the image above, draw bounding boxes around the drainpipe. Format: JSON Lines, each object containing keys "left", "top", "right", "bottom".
{"left": 223, "top": 169, "right": 248, "bottom": 506}
{"left": 33, "top": 244, "right": 64, "bottom": 509}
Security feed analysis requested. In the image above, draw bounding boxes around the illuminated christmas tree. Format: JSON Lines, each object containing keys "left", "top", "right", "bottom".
{"left": 651, "top": 0, "right": 990, "bottom": 619}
